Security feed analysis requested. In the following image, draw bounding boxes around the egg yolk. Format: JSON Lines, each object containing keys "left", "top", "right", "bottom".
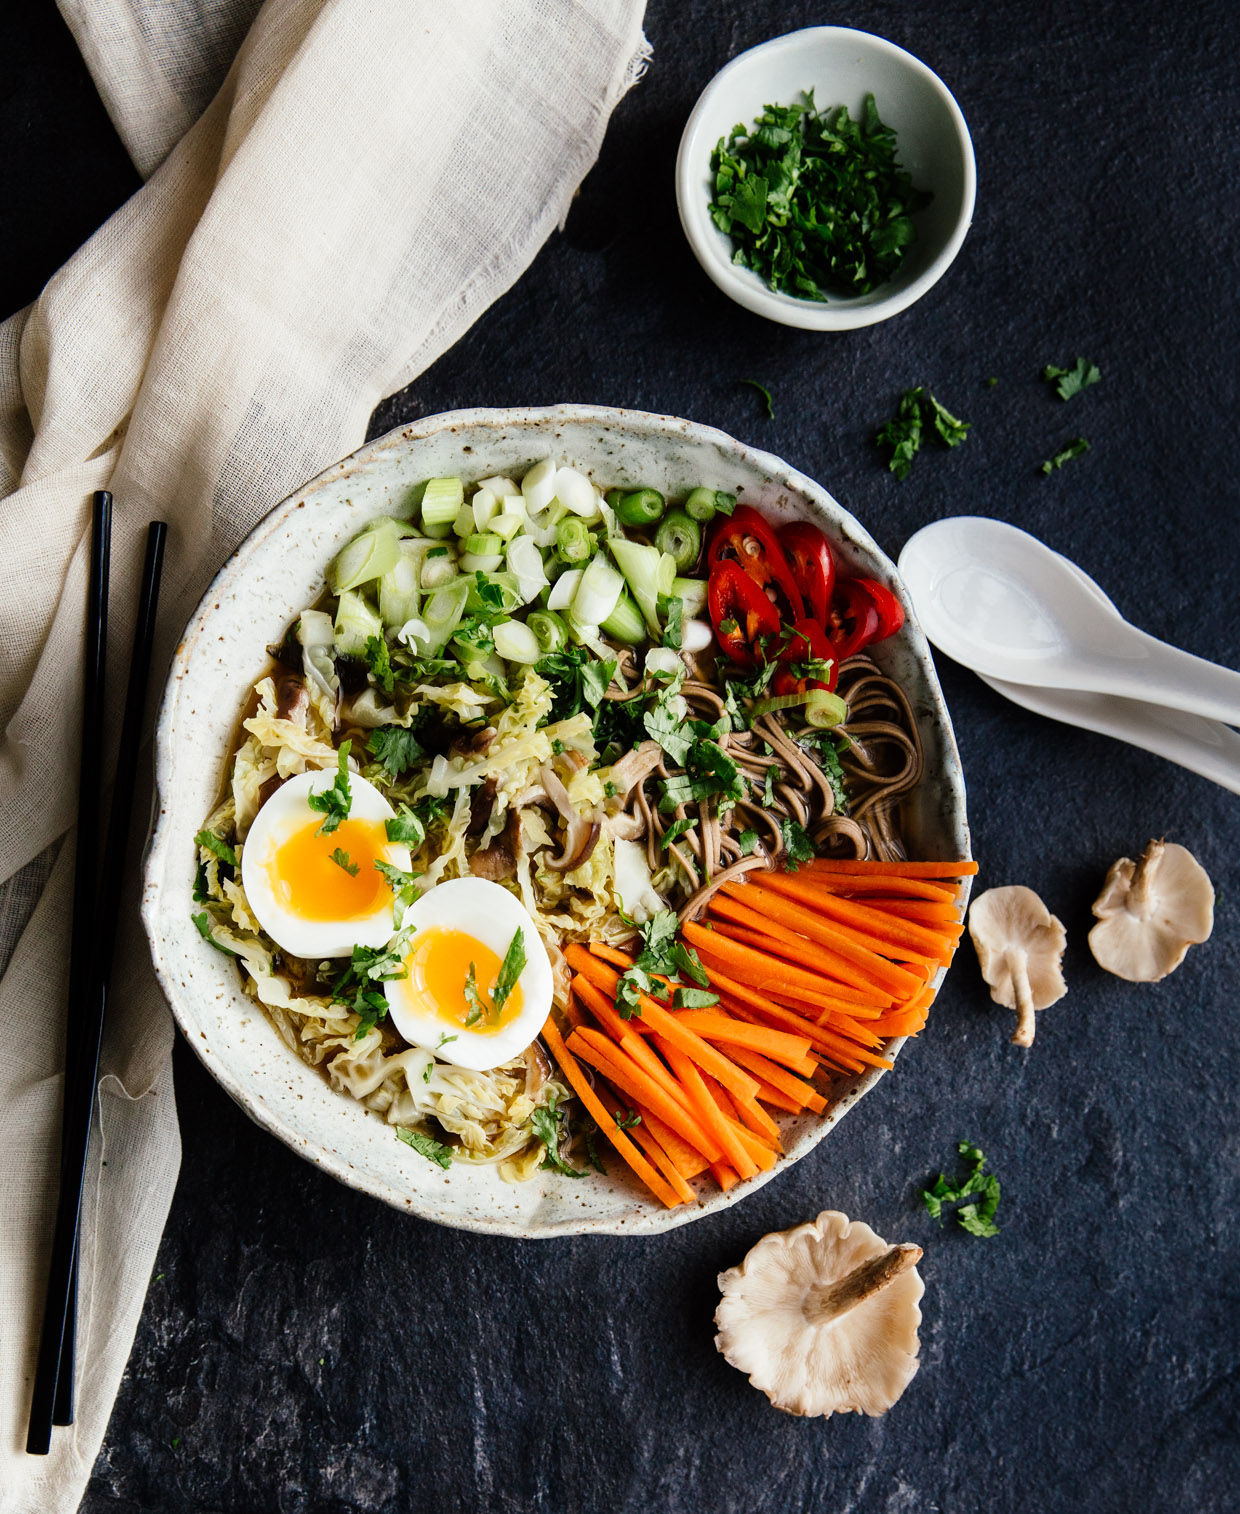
{"left": 266, "top": 817, "right": 393, "bottom": 922}
{"left": 400, "top": 926, "right": 524, "bottom": 1034}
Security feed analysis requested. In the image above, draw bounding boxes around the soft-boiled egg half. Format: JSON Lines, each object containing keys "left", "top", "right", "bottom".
{"left": 384, "top": 878, "right": 552, "bottom": 1071}
{"left": 240, "top": 769, "right": 411, "bottom": 959}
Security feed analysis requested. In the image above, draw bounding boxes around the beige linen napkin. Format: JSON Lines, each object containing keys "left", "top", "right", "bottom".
{"left": 0, "top": 2, "right": 649, "bottom": 1507}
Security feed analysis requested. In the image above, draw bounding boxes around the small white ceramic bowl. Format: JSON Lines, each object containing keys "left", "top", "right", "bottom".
{"left": 676, "top": 27, "right": 976, "bottom": 330}
{"left": 143, "top": 406, "right": 970, "bottom": 1238}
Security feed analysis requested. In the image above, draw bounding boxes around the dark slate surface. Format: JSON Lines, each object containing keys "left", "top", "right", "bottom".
{"left": 7, "top": 1, "right": 1239, "bottom": 1510}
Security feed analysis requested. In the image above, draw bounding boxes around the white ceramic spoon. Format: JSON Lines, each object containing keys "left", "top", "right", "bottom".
{"left": 979, "top": 553, "right": 1240, "bottom": 792}
{"left": 898, "top": 516, "right": 1240, "bottom": 725}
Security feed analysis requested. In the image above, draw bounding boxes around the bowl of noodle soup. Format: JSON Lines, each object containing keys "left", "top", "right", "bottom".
{"left": 143, "top": 405, "right": 969, "bottom": 1236}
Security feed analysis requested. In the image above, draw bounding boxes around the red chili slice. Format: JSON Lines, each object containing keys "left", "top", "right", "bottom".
{"left": 708, "top": 561, "right": 782, "bottom": 668}
{"left": 778, "top": 522, "right": 836, "bottom": 626}
{"left": 852, "top": 577, "right": 905, "bottom": 641}
{"left": 827, "top": 579, "right": 884, "bottom": 661}
{"left": 707, "top": 506, "right": 805, "bottom": 622}
{"left": 771, "top": 619, "right": 838, "bottom": 697}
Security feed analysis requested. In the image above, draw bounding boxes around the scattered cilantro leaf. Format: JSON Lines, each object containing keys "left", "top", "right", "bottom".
{"left": 492, "top": 929, "right": 527, "bottom": 1016}
{"left": 331, "top": 930, "right": 410, "bottom": 1038}
{"left": 780, "top": 819, "right": 816, "bottom": 868}
{"left": 740, "top": 378, "right": 775, "bottom": 419}
{"left": 534, "top": 1089, "right": 586, "bottom": 1177}
{"left": 1042, "top": 357, "right": 1101, "bottom": 401}
{"left": 584, "top": 1127, "right": 607, "bottom": 1175}
{"left": 367, "top": 725, "right": 425, "bottom": 780}
{"left": 613, "top": 1108, "right": 642, "bottom": 1131}
{"left": 193, "top": 829, "right": 236, "bottom": 868}
{"left": 662, "top": 595, "right": 684, "bottom": 650}
{"left": 736, "top": 828, "right": 759, "bottom": 856}
{"left": 385, "top": 803, "right": 426, "bottom": 850}
{"left": 537, "top": 645, "right": 617, "bottom": 724}
{"left": 306, "top": 741, "right": 353, "bottom": 835}
{"left": 396, "top": 1126, "right": 453, "bottom": 1169}
{"left": 191, "top": 911, "right": 237, "bottom": 955}
{"left": 363, "top": 634, "right": 395, "bottom": 696}
{"left": 661, "top": 817, "right": 697, "bottom": 850}
{"left": 875, "top": 388, "right": 970, "bottom": 479}
{"left": 373, "top": 859, "right": 421, "bottom": 925}
{"left": 615, "top": 967, "right": 652, "bottom": 1020}
{"left": 329, "top": 848, "right": 359, "bottom": 876}
{"left": 673, "top": 985, "right": 720, "bottom": 1009}
{"left": 921, "top": 1141, "right": 1001, "bottom": 1238}
{"left": 463, "top": 962, "right": 485, "bottom": 1026}
{"left": 1041, "top": 437, "right": 1090, "bottom": 475}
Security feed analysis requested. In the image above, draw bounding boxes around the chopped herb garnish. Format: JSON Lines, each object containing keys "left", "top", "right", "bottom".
{"left": 551, "top": 738, "right": 564, "bottom": 755}
{"left": 762, "top": 765, "right": 780, "bottom": 808}
{"left": 363, "top": 634, "right": 395, "bottom": 696}
{"left": 736, "top": 828, "right": 759, "bottom": 856}
{"left": 673, "top": 985, "right": 720, "bottom": 1009}
{"left": 331, "top": 930, "right": 410, "bottom": 1039}
{"left": 615, "top": 909, "right": 709, "bottom": 1019}
{"left": 191, "top": 911, "right": 237, "bottom": 955}
{"left": 780, "top": 819, "right": 816, "bottom": 868}
{"left": 537, "top": 645, "right": 616, "bottom": 724}
{"left": 1041, "top": 437, "right": 1090, "bottom": 475}
{"left": 396, "top": 1126, "right": 453, "bottom": 1169}
{"left": 426, "top": 545, "right": 449, "bottom": 558}
{"left": 437, "top": 1032, "right": 458, "bottom": 1049}
{"left": 740, "top": 378, "right": 775, "bottom": 419}
{"left": 921, "top": 1141, "right": 1001, "bottom": 1237}
{"left": 584, "top": 1126, "right": 607, "bottom": 1175}
{"left": 710, "top": 92, "right": 931, "bottom": 301}
{"left": 306, "top": 740, "right": 353, "bottom": 835}
{"left": 473, "top": 571, "right": 505, "bottom": 608}
{"left": 875, "top": 387, "right": 970, "bottom": 479}
{"left": 662, "top": 595, "right": 684, "bottom": 650}
{"left": 373, "top": 859, "right": 421, "bottom": 925}
{"left": 1042, "top": 357, "right": 1101, "bottom": 401}
{"left": 367, "top": 725, "right": 425, "bottom": 779}
{"left": 603, "top": 781, "right": 618, "bottom": 799}
{"left": 193, "top": 829, "right": 237, "bottom": 868}
{"left": 661, "top": 816, "right": 697, "bottom": 850}
{"left": 385, "top": 803, "right": 426, "bottom": 850}
{"left": 492, "top": 929, "right": 527, "bottom": 1016}
{"left": 463, "top": 962, "right": 485, "bottom": 1027}
{"left": 533, "top": 1089, "right": 586, "bottom": 1177}
{"left": 329, "top": 848, "right": 359, "bottom": 876}
{"left": 613, "top": 1108, "right": 642, "bottom": 1131}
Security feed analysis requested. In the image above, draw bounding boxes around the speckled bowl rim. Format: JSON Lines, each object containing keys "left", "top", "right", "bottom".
{"left": 144, "top": 405, "right": 970, "bottom": 1237}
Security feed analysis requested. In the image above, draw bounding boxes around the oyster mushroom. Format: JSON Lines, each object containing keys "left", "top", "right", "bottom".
{"left": 715, "top": 1211, "right": 923, "bottom": 1419}
{"left": 539, "top": 763, "right": 600, "bottom": 873}
{"left": 968, "top": 885, "right": 1067, "bottom": 1047}
{"left": 1088, "top": 839, "right": 1214, "bottom": 982}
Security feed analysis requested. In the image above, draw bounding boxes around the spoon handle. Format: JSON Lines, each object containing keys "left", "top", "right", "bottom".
{"left": 981, "top": 675, "right": 1240, "bottom": 795}
{"left": 1112, "top": 632, "right": 1240, "bottom": 727}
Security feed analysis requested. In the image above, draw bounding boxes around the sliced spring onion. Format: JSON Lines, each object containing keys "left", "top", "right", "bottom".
{"left": 465, "top": 570, "right": 522, "bottom": 614}
{"left": 599, "top": 588, "right": 645, "bottom": 644}
{"left": 395, "top": 616, "right": 431, "bottom": 648}
{"left": 421, "top": 517, "right": 453, "bottom": 540}
{"left": 573, "top": 553, "right": 624, "bottom": 627}
{"left": 805, "top": 689, "right": 848, "bottom": 728}
{"left": 608, "top": 538, "right": 666, "bottom": 638}
{"left": 555, "top": 515, "right": 593, "bottom": 563}
{"left": 463, "top": 533, "right": 502, "bottom": 556}
{"left": 654, "top": 509, "right": 701, "bottom": 573}
{"left": 506, "top": 534, "right": 548, "bottom": 604}
{"left": 681, "top": 617, "right": 714, "bottom": 654}
{"left": 414, "top": 579, "right": 470, "bottom": 656}
{"left": 420, "top": 552, "right": 459, "bottom": 590}
{"left": 645, "top": 646, "right": 682, "bottom": 677}
{"left": 471, "top": 487, "right": 500, "bottom": 531}
{"left": 328, "top": 517, "right": 402, "bottom": 594}
{"left": 378, "top": 539, "right": 429, "bottom": 627}
{"left": 547, "top": 567, "right": 583, "bottom": 612}
{"left": 453, "top": 503, "right": 476, "bottom": 538}
{"left": 527, "top": 608, "right": 568, "bottom": 654}
{"left": 489, "top": 510, "right": 525, "bottom": 541}
{"left": 420, "top": 477, "right": 465, "bottom": 529}
{"left": 493, "top": 618, "right": 543, "bottom": 664}
{"left": 521, "top": 457, "right": 559, "bottom": 514}
{"left": 476, "top": 474, "right": 519, "bottom": 498}
{"left": 459, "top": 552, "right": 504, "bottom": 574}
{"left": 671, "top": 576, "right": 708, "bottom": 618}
{"left": 555, "top": 466, "right": 597, "bottom": 517}
{"left": 528, "top": 499, "right": 569, "bottom": 548}
{"left": 333, "top": 589, "right": 383, "bottom": 655}
{"left": 613, "top": 488, "right": 665, "bottom": 527}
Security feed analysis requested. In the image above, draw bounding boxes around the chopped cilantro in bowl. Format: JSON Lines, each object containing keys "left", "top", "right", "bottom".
{"left": 675, "top": 26, "right": 977, "bottom": 331}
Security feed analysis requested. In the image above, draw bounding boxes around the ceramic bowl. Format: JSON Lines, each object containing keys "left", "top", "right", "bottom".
{"left": 143, "top": 405, "right": 971, "bottom": 1237}
{"left": 676, "top": 27, "right": 976, "bottom": 330}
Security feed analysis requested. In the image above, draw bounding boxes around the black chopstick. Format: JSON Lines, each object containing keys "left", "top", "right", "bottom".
{"left": 52, "top": 520, "right": 169, "bottom": 1428}
{"left": 26, "top": 509, "right": 167, "bottom": 1455}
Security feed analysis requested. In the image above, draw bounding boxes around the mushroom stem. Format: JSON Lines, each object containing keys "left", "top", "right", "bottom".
{"left": 802, "top": 1244, "right": 923, "bottom": 1326}
{"left": 1008, "top": 947, "right": 1037, "bottom": 1047}
{"left": 1129, "top": 839, "right": 1163, "bottom": 915}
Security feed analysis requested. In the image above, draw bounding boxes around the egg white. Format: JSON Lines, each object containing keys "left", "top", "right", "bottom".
{"left": 239, "top": 768, "right": 411, "bottom": 959}
{"left": 384, "top": 878, "right": 552, "bottom": 1071}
